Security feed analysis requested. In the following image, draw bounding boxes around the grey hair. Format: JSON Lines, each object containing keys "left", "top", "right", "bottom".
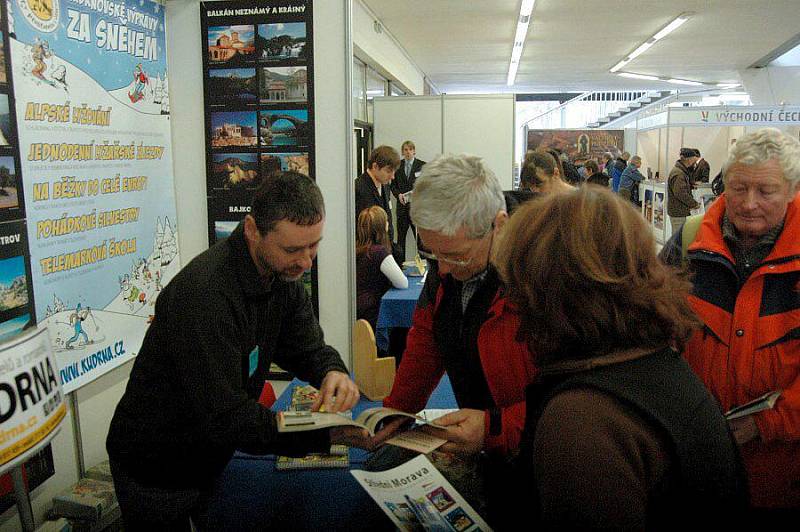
{"left": 630, "top": 155, "right": 642, "bottom": 164}
{"left": 410, "top": 154, "right": 505, "bottom": 238}
{"left": 722, "top": 128, "right": 800, "bottom": 186}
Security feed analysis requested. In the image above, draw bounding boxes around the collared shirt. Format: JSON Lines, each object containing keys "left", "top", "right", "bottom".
{"left": 722, "top": 214, "right": 784, "bottom": 284}
{"left": 461, "top": 269, "right": 489, "bottom": 313}
{"left": 405, "top": 158, "right": 414, "bottom": 176}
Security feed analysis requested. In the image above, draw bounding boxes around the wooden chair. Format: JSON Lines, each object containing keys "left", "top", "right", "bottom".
{"left": 353, "top": 319, "right": 396, "bottom": 401}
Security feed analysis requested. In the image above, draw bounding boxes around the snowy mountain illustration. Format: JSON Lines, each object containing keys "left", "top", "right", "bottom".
{"left": 42, "top": 217, "right": 180, "bottom": 353}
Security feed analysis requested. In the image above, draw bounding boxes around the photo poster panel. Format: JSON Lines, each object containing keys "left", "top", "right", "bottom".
{"left": 200, "top": 0, "right": 317, "bottom": 313}
{"left": 0, "top": 0, "right": 51, "bottom": 498}
{"left": 7, "top": 0, "right": 180, "bottom": 393}
{"left": 527, "top": 129, "right": 624, "bottom": 164}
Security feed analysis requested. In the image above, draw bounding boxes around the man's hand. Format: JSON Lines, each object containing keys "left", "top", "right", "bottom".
{"left": 422, "top": 408, "right": 485, "bottom": 456}
{"left": 312, "top": 371, "right": 360, "bottom": 413}
{"left": 398, "top": 192, "right": 408, "bottom": 205}
{"left": 729, "top": 414, "right": 760, "bottom": 446}
{"left": 370, "top": 417, "right": 413, "bottom": 447}
{"left": 330, "top": 426, "right": 372, "bottom": 450}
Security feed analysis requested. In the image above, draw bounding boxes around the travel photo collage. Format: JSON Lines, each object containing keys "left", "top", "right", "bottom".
{"left": 201, "top": 2, "right": 318, "bottom": 316}
{"left": 202, "top": 3, "right": 314, "bottom": 246}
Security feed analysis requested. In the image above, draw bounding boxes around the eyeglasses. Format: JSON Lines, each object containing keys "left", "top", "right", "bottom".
{"left": 418, "top": 249, "right": 473, "bottom": 267}
{"left": 417, "top": 229, "right": 494, "bottom": 268}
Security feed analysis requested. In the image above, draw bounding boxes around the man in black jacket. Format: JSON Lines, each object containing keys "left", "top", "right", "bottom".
{"left": 391, "top": 140, "right": 425, "bottom": 262}
{"left": 692, "top": 148, "right": 711, "bottom": 184}
{"left": 107, "top": 172, "right": 364, "bottom": 530}
{"left": 355, "top": 145, "right": 401, "bottom": 257}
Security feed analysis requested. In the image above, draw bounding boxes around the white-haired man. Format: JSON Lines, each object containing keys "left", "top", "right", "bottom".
{"left": 659, "top": 128, "right": 800, "bottom": 509}
{"left": 376, "top": 154, "right": 537, "bottom": 525}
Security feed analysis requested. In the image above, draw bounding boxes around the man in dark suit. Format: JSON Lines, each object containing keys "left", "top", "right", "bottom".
{"left": 355, "top": 145, "right": 401, "bottom": 256}
{"left": 391, "top": 140, "right": 426, "bottom": 262}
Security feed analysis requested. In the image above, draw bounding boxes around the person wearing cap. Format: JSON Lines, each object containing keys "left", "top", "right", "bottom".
{"left": 667, "top": 148, "right": 700, "bottom": 230}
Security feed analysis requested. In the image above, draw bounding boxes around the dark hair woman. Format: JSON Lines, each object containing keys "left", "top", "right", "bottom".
{"left": 494, "top": 186, "right": 748, "bottom": 529}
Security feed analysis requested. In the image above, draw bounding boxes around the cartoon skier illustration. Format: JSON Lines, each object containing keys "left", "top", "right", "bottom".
{"left": 31, "top": 38, "right": 52, "bottom": 82}
{"left": 51, "top": 64, "right": 68, "bottom": 92}
{"left": 65, "top": 303, "right": 94, "bottom": 349}
{"left": 129, "top": 64, "right": 149, "bottom": 103}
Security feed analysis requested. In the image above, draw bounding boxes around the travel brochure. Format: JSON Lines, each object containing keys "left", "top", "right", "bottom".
{"left": 352, "top": 455, "right": 491, "bottom": 532}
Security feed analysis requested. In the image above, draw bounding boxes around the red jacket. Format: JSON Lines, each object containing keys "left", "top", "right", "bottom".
{"left": 683, "top": 194, "right": 800, "bottom": 507}
{"left": 384, "top": 267, "right": 537, "bottom": 456}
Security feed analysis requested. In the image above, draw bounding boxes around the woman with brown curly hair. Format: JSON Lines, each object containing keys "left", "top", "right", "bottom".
{"left": 494, "top": 187, "right": 748, "bottom": 529}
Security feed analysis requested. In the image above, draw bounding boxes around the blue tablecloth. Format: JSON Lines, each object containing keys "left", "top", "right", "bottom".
{"left": 375, "top": 275, "right": 424, "bottom": 350}
{"left": 207, "top": 376, "right": 456, "bottom": 530}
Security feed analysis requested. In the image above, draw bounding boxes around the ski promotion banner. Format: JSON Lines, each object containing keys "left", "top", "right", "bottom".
{"left": 0, "top": 327, "right": 65, "bottom": 472}
{"left": 7, "top": 0, "right": 179, "bottom": 393}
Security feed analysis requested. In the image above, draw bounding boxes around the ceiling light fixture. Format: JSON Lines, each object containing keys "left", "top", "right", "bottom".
{"left": 609, "top": 12, "right": 694, "bottom": 73}
{"left": 665, "top": 78, "right": 704, "bottom": 86}
{"left": 618, "top": 72, "right": 660, "bottom": 81}
{"left": 616, "top": 71, "right": 710, "bottom": 86}
{"left": 507, "top": 0, "right": 537, "bottom": 86}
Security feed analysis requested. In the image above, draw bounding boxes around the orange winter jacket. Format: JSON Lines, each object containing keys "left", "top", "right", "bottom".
{"left": 681, "top": 194, "right": 800, "bottom": 508}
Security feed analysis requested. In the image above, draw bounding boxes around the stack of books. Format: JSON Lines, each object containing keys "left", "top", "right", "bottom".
{"left": 276, "top": 384, "right": 352, "bottom": 470}
{"left": 50, "top": 462, "right": 121, "bottom": 531}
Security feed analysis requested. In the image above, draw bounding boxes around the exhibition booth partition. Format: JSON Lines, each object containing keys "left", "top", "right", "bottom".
{"left": 634, "top": 105, "right": 800, "bottom": 243}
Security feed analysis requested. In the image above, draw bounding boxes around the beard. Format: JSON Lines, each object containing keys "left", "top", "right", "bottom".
{"left": 255, "top": 250, "right": 306, "bottom": 282}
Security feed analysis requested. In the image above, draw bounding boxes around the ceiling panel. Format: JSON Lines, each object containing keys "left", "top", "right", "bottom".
{"left": 362, "top": 0, "right": 800, "bottom": 93}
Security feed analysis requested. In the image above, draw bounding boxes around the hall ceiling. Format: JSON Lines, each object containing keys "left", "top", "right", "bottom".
{"left": 361, "top": 0, "right": 800, "bottom": 93}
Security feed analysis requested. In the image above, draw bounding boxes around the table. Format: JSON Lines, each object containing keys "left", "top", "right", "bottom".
{"left": 375, "top": 274, "right": 424, "bottom": 351}
{"left": 207, "top": 376, "right": 456, "bottom": 530}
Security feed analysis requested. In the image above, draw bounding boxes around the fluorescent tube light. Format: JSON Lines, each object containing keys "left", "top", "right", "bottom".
{"left": 716, "top": 83, "right": 741, "bottom": 89}
{"left": 666, "top": 78, "right": 704, "bottom": 86}
{"left": 609, "top": 12, "right": 693, "bottom": 73}
{"left": 618, "top": 72, "right": 660, "bottom": 81}
{"left": 507, "top": 0, "right": 537, "bottom": 86}
{"left": 520, "top": 0, "right": 536, "bottom": 17}
{"left": 610, "top": 59, "right": 629, "bottom": 73}
{"left": 626, "top": 40, "right": 654, "bottom": 61}
{"left": 652, "top": 13, "right": 692, "bottom": 41}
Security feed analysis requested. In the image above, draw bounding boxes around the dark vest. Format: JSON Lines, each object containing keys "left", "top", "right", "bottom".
{"left": 519, "top": 348, "right": 749, "bottom": 529}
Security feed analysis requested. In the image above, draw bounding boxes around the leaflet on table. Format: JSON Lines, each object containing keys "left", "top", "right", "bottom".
{"left": 351, "top": 455, "right": 491, "bottom": 532}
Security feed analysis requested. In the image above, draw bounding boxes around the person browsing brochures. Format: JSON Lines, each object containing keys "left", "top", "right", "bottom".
{"left": 375, "top": 154, "right": 537, "bottom": 526}
{"left": 106, "top": 172, "right": 367, "bottom": 530}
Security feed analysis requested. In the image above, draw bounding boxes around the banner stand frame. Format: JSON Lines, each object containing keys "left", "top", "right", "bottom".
{"left": 69, "top": 393, "right": 86, "bottom": 479}
{"left": 11, "top": 466, "right": 35, "bottom": 532}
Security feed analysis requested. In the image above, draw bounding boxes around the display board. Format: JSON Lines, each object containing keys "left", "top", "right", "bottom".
{"left": 200, "top": 0, "right": 317, "bottom": 309}
{"left": 443, "top": 95, "right": 514, "bottom": 189}
{"left": 373, "top": 96, "right": 442, "bottom": 164}
{"left": 373, "top": 94, "right": 515, "bottom": 190}
{"left": 526, "top": 129, "right": 624, "bottom": 164}
{"left": 5, "top": 0, "right": 179, "bottom": 393}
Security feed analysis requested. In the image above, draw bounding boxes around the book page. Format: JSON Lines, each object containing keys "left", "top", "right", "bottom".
{"left": 352, "top": 455, "right": 491, "bottom": 532}
{"left": 386, "top": 429, "right": 447, "bottom": 454}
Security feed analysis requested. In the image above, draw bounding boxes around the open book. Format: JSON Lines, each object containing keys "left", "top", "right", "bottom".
{"left": 724, "top": 390, "right": 781, "bottom": 421}
{"left": 277, "top": 407, "right": 445, "bottom": 436}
